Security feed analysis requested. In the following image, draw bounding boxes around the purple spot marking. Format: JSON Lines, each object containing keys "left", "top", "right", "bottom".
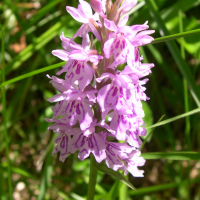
{"left": 61, "top": 136, "right": 69, "bottom": 155}
{"left": 106, "top": 144, "right": 115, "bottom": 156}
{"left": 107, "top": 154, "right": 115, "bottom": 164}
{"left": 74, "top": 133, "right": 83, "bottom": 148}
{"left": 66, "top": 72, "right": 74, "bottom": 80}
{"left": 76, "top": 103, "right": 81, "bottom": 114}
{"left": 115, "top": 40, "right": 120, "bottom": 49}
{"left": 81, "top": 136, "right": 85, "bottom": 147}
{"left": 76, "top": 63, "right": 81, "bottom": 74}
{"left": 121, "top": 115, "right": 127, "bottom": 124}
{"left": 88, "top": 136, "right": 94, "bottom": 148}
{"left": 72, "top": 60, "right": 78, "bottom": 68}
{"left": 122, "top": 40, "right": 125, "bottom": 49}
{"left": 70, "top": 101, "right": 76, "bottom": 112}
{"left": 60, "top": 136, "right": 65, "bottom": 148}
{"left": 112, "top": 87, "right": 118, "bottom": 96}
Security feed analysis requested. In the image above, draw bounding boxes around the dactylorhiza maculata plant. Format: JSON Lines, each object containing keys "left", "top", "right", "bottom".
{"left": 46, "top": 0, "right": 154, "bottom": 181}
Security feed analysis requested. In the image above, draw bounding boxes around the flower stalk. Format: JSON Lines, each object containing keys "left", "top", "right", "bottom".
{"left": 87, "top": 155, "right": 98, "bottom": 200}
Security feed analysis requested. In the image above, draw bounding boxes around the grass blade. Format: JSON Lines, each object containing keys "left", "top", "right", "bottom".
{"left": 95, "top": 162, "right": 136, "bottom": 191}
{"left": 142, "top": 152, "right": 200, "bottom": 160}
{"left": 146, "top": 108, "right": 200, "bottom": 130}
{"left": 145, "top": 0, "right": 200, "bottom": 107}
{"left": 6, "top": 21, "right": 63, "bottom": 74}
{"left": 0, "top": 62, "right": 65, "bottom": 88}
{"left": 150, "top": 28, "right": 200, "bottom": 45}
{"left": 1, "top": 27, "right": 13, "bottom": 200}
{"left": 105, "top": 180, "right": 121, "bottom": 200}
{"left": 129, "top": 178, "right": 200, "bottom": 196}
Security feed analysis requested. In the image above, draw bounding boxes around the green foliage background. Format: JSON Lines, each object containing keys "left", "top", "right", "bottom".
{"left": 0, "top": 0, "right": 200, "bottom": 199}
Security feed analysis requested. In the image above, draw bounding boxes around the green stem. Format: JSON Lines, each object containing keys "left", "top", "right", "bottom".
{"left": 87, "top": 155, "right": 98, "bottom": 200}
{"left": 1, "top": 27, "right": 13, "bottom": 200}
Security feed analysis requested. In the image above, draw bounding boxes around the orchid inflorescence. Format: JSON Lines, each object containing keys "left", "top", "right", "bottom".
{"left": 46, "top": 0, "right": 154, "bottom": 177}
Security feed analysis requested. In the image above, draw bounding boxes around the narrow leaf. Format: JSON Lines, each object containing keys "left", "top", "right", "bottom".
{"left": 142, "top": 152, "right": 200, "bottom": 160}
{"left": 129, "top": 178, "right": 200, "bottom": 196}
{"left": 145, "top": 0, "right": 200, "bottom": 107}
{"left": 146, "top": 108, "right": 200, "bottom": 129}
{"left": 0, "top": 62, "right": 65, "bottom": 88}
{"left": 150, "top": 28, "right": 200, "bottom": 45}
{"left": 95, "top": 162, "right": 136, "bottom": 190}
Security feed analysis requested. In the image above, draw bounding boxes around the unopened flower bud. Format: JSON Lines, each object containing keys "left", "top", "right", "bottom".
{"left": 90, "top": 0, "right": 103, "bottom": 13}
{"left": 106, "top": 0, "right": 113, "bottom": 15}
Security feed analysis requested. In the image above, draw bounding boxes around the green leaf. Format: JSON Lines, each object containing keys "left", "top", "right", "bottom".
{"left": 142, "top": 101, "right": 153, "bottom": 137}
{"left": 95, "top": 162, "right": 136, "bottom": 191}
{"left": 146, "top": 108, "right": 200, "bottom": 129}
{"left": 129, "top": 178, "right": 200, "bottom": 196}
{"left": 105, "top": 180, "right": 121, "bottom": 200}
{"left": 145, "top": 0, "right": 200, "bottom": 107}
{"left": 1, "top": 27, "right": 13, "bottom": 200}
{"left": 0, "top": 62, "right": 65, "bottom": 88}
{"left": 142, "top": 152, "right": 200, "bottom": 160}
{"left": 150, "top": 28, "right": 200, "bottom": 45}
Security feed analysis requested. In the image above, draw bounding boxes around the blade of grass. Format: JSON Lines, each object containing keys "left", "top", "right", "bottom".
{"left": 179, "top": 9, "right": 191, "bottom": 199}
{"left": 145, "top": 0, "right": 200, "bottom": 107}
{"left": 0, "top": 164, "right": 37, "bottom": 180}
{"left": 129, "top": 178, "right": 200, "bottom": 196}
{"left": 140, "top": 115, "right": 165, "bottom": 150}
{"left": 119, "top": 176, "right": 128, "bottom": 200}
{"left": 105, "top": 180, "right": 121, "bottom": 200}
{"left": 142, "top": 152, "right": 200, "bottom": 160}
{"left": 37, "top": 144, "right": 53, "bottom": 200}
{"left": 140, "top": 45, "right": 176, "bottom": 149}
{"left": 6, "top": 21, "right": 64, "bottom": 74}
{"left": 95, "top": 162, "right": 136, "bottom": 190}
{"left": 178, "top": 10, "right": 191, "bottom": 151}
{"left": 150, "top": 28, "right": 200, "bottom": 45}
{"left": 146, "top": 108, "right": 200, "bottom": 129}
{"left": 0, "top": 168, "right": 4, "bottom": 199}
{"left": 1, "top": 27, "right": 13, "bottom": 200}
{"left": 0, "top": 62, "right": 65, "bottom": 88}
{"left": 9, "top": 0, "right": 64, "bottom": 43}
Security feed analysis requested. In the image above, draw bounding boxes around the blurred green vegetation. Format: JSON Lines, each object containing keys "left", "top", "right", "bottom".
{"left": 0, "top": 0, "right": 200, "bottom": 199}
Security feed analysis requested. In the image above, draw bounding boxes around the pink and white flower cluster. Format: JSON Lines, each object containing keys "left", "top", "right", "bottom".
{"left": 46, "top": 0, "right": 154, "bottom": 177}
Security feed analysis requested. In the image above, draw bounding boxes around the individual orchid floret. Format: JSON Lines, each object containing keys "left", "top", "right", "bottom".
{"left": 45, "top": 118, "right": 78, "bottom": 162}
{"left": 48, "top": 98, "right": 94, "bottom": 131}
{"left": 100, "top": 132, "right": 145, "bottom": 177}
{"left": 109, "top": 112, "right": 145, "bottom": 141}
{"left": 120, "top": 149, "right": 146, "bottom": 177}
{"left": 66, "top": 0, "right": 101, "bottom": 40}
{"left": 52, "top": 133, "right": 71, "bottom": 162}
{"left": 47, "top": 78, "right": 95, "bottom": 131}
{"left": 57, "top": 60, "right": 95, "bottom": 91}
{"left": 71, "top": 131, "right": 106, "bottom": 163}
{"left": 97, "top": 72, "right": 136, "bottom": 118}
{"left": 103, "top": 19, "right": 154, "bottom": 65}
{"left": 122, "top": 63, "right": 154, "bottom": 79}
{"left": 47, "top": 76, "right": 97, "bottom": 104}
{"left": 52, "top": 34, "right": 103, "bottom": 65}
{"left": 52, "top": 34, "right": 102, "bottom": 90}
